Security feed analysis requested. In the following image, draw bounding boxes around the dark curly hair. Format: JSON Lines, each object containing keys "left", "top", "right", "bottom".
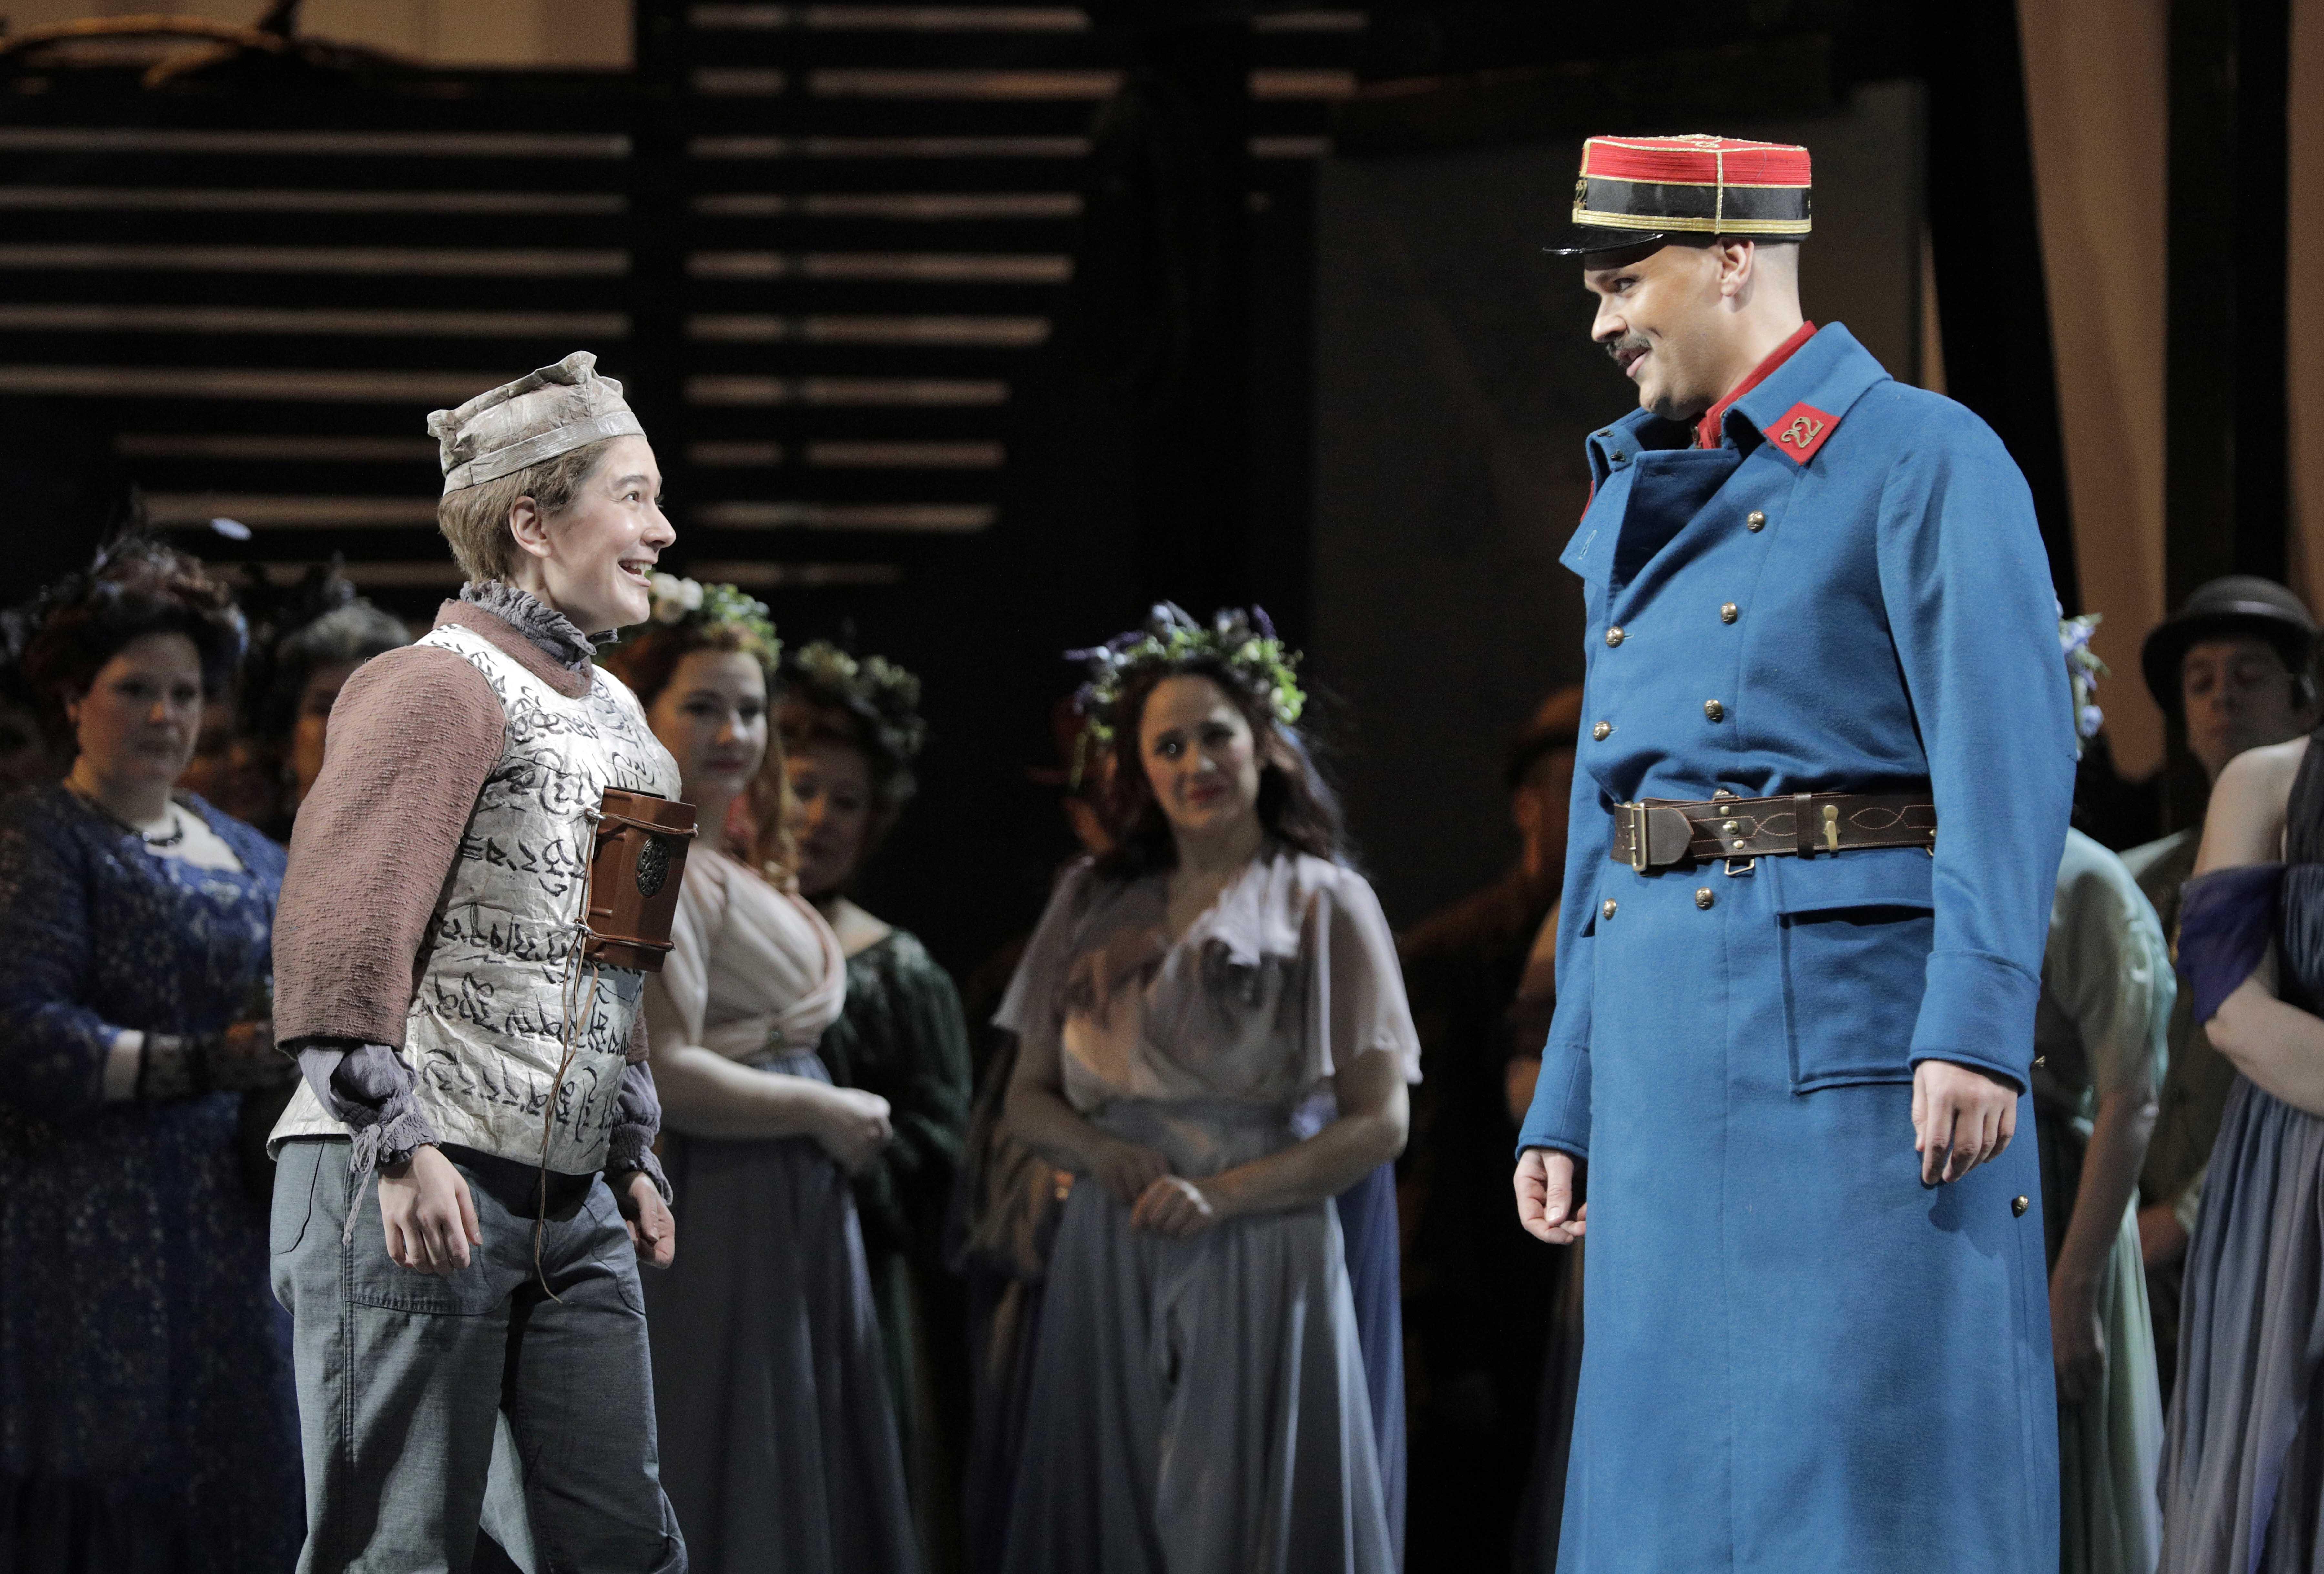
{"left": 21, "top": 538, "right": 247, "bottom": 750}
{"left": 1095, "top": 653, "right": 1346, "bottom": 880}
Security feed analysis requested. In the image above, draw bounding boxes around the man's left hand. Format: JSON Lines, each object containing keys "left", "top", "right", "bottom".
{"left": 617, "top": 1170, "right": 677, "bottom": 1268}
{"left": 1912, "top": 1060, "right": 2018, "bottom": 1186}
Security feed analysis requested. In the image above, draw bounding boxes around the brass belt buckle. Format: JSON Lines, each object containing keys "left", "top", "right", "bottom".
{"left": 1623, "top": 801, "right": 1648, "bottom": 873}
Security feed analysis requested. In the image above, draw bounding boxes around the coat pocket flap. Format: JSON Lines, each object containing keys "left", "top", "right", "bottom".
{"left": 1770, "top": 843, "right": 1935, "bottom": 917}
{"left": 1777, "top": 892, "right": 1934, "bottom": 918}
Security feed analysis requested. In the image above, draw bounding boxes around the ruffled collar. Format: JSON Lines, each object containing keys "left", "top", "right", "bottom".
{"left": 458, "top": 579, "right": 599, "bottom": 677}
{"left": 1191, "top": 843, "right": 1312, "bottom": 969}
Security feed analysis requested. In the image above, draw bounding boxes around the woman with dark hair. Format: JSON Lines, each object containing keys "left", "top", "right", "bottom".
{"left": 780, "top": 640, "right": 974, "bottom": 1569}
{"left": 263, "top": 592, "right": 411, "bottom": 823}
{"left": 0, "top": 538, "right": 303, "bottom": 1571}
{"left": 997, "top": 605, "right": 1416, "bottom": 1574}
{"left": 602, "top": 580, "right": 919, "bottom": 1574}
{"left": 0, "top": 659, "right": 61, "bottom": 798}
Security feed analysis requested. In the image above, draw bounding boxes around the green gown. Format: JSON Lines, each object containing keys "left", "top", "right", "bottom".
{"left": 2033, "top": 828, "right": 2173, "bottom": 1574}
{"left": 816, "top": 928, "right": 974, "bottom": 1572}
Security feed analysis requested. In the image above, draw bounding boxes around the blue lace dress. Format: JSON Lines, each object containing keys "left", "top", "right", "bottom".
{"left": 0, "top": 786, "right": 303, "bottom": 1572}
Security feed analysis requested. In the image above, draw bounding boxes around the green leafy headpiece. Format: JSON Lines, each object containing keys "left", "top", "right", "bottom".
{"left": 784, "top": 640, "right": 927, "bottom": 766}
{"left": 631, "top": 572, "right": 781, "bottom": 669}
{"left": 1070, "top": 603, "right": 1305, "bottom": 767}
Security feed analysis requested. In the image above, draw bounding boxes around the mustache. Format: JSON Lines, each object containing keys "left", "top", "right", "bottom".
{"left": 1604, "top": 334, "right": 1649, "bottom": 365}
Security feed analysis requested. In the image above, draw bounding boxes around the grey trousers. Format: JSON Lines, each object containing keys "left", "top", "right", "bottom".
{"left": 270, "top": 1137, "right": 686, "bottom": 1574}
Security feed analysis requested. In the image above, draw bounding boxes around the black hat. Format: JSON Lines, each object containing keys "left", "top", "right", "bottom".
{"left": 1544, "top": 133, "right": 1813, "bottom": 258}
{"left": 2140, "top": 575, "right": 2319, "bottom": 711}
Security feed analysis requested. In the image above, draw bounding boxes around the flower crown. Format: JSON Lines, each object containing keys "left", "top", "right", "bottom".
{"left": 644, "top": 572, "right": 781, "bottom": 668}
{"left": 785, "top": 640, "right": 927, "bottom": 762}
{"left": 2061, "top": 612, "right": 2106, "bottom": 742}
{"left": 1071, "top": 603, "right": 1305, "bottom": 760}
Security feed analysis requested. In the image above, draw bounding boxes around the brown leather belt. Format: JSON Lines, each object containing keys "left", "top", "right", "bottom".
{"left": 1608, "top": 791, "right": 1937, "bottom": 873}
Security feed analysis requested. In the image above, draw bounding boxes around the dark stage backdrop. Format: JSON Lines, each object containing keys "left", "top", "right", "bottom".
{"left": 0, "top": 9, "right": 1361, "bottom": 982}
{"left": 1311, "top": 81, "right": 1927, "bottom": 929}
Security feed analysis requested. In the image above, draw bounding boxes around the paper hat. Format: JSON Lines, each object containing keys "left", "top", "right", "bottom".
{"left": 427, "top": 351, "right": 645, "bottom": 494}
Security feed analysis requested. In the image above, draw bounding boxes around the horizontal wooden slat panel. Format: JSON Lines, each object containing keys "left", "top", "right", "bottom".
{"left": 0, "top": 243, "right": 630, "bottom": 276}
{"left": 0, "top": 186, "right": 629, "bottom": 215}
{"left": 0, "top": 304, "right": 632, "bottom": 338}
{"left": 692, "top": 499, "right": 994, "bottom": 531}
{"left": 0, "top": 11, "right": 1362, "bottom": 594}
{"left": 0, "top": 127, "right": 632, "bottom": 158}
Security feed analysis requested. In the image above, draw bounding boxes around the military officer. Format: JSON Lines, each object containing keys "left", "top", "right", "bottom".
{"left": 1510, "top": 135, "right": 2074, "bottom": 1571}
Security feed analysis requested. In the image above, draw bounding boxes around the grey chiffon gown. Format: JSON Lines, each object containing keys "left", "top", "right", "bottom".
{"left": 993, "top": 848, "right": 1420, "bottom": 1574}
{"left": 2162, "top": 726, "right": 2324, "bottom": 1573}
{"left": 640, "top": 848, "right": 921, "bottom": 1574}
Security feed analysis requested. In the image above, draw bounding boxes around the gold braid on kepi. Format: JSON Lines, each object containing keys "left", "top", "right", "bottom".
{"left": 1544, "top": 133, "right": 1811, "bottom": 258}
{"left": 1068, "top": 603, "right": 1305, "bottom": 775}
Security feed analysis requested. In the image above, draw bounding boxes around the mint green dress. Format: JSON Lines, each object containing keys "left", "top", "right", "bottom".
{"left": 2033, "top": 828, "right": 2172, "bottom": 1574}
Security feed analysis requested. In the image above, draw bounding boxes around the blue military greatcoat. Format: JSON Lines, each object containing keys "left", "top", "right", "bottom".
{"left": 1518, "top": 324, "right": 2074, "bottom": 1572}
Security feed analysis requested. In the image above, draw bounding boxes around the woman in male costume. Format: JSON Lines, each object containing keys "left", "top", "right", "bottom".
{"left": 1512, "top": 138, "right": 2074, "bottom": 1571}
{"left": 268, "top": 354, "right": 686, "bottom": 1572}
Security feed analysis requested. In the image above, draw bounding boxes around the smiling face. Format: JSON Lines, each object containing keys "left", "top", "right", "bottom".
{"left": 67, "top": 631, "right": 205, "bottom": 791}
{"left": 510, "top": 434, "right": 675, "bottom": 634}
{"left": 647, "top": 647, "right": 769, "bottom": 806}
{"left": 1137, "top": 673, "right": 1263, "bottom": 845}
{"left": 785, "top": 736, "right": 876, "bottom": 899}
{"left": 1583, "top": 243, "right": 1738, "bottom": 422}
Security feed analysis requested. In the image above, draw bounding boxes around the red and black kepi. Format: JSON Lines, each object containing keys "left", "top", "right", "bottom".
{"left": 1546, "top": 133, "right": 1813, "bottom": 258}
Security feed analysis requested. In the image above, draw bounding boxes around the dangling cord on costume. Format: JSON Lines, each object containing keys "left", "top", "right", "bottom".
{"left": 533, "top": 944, "right": 600, "bottom": 1304}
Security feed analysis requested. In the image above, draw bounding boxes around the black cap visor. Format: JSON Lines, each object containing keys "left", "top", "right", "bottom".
{"left": 1543, "top": 226, "right": 1680, "bottom": 260}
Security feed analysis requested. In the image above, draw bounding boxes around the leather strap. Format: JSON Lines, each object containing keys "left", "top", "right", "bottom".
{"left": 1610, "top": 790, "right": 1936, "bottom": 872}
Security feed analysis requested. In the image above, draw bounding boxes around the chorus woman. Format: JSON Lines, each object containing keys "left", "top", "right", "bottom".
{"left": 2159, "top": 717, "right": 2324, "bottom": 1570}
{"left": 605, "top": 581, "right": 921, "bottom": 1574}
{"left": 997, "top": 606, "right": 1416, "bottom": 1574}
{"left": 780, "top": 640, "right": 975, "bottom": 1566}
{"left": 0, "top": 540, "right": 303, "bottom": 1571}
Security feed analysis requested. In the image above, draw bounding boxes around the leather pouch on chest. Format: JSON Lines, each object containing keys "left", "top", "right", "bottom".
{"left": 581, "top": 787, "right": 698, "bottom": 972}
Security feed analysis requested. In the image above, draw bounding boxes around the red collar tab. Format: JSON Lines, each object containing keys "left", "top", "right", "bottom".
{"left": 1768, "top": 401, "right": 1838, "bottom": 463}
{"left": 1695, "top": 320, "right": 1816, "bottom": 449}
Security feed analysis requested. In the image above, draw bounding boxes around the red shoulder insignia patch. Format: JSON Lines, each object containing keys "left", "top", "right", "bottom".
{"left": 1768, "top": 401, "right": 1837, "bottom": 464}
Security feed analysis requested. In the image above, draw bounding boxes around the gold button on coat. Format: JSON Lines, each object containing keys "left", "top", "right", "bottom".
{"left": 1721, "top": 602, "right": 1739, "bottom": 624}
{"left": 1606, "top": 627, "right": 1626, "bottom": 647}
{"left": 1592, "top": 721, "right": 1612, "bottom": 741}
{"left": 1601, "top": 898, "right": 1618, "bottom": 920}
{"left": 1747, "top": 511, "right": 1766, "bottom": 531}
{"left": 1704, "top": 699, "right": 1726, "bottom": 722}
{"left": 2011, "top": 1195, "right": 2030, "bottom": 1218}
{"left": 1695, "top": 888, "right": 1715, "bottom": 910}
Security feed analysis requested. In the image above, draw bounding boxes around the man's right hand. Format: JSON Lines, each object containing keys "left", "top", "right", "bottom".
{"left": 378, "top": 1144, "right": 483, "bottom": 1276}
{"left": 1514, "top": 1147, "right": 1586, "bottom": 1244}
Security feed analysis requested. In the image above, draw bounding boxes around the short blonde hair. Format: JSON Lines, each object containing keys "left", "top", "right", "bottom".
{"left": 434, "top": 436, "right": 616, "bottom": 583}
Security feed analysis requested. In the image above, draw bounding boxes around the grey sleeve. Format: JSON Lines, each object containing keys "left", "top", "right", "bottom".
{"left": 291, "top": 1037, "right": 443, "bottom": 1174}
{"left": 604, "top": 1059, "right": 671, "bottom": 1203}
